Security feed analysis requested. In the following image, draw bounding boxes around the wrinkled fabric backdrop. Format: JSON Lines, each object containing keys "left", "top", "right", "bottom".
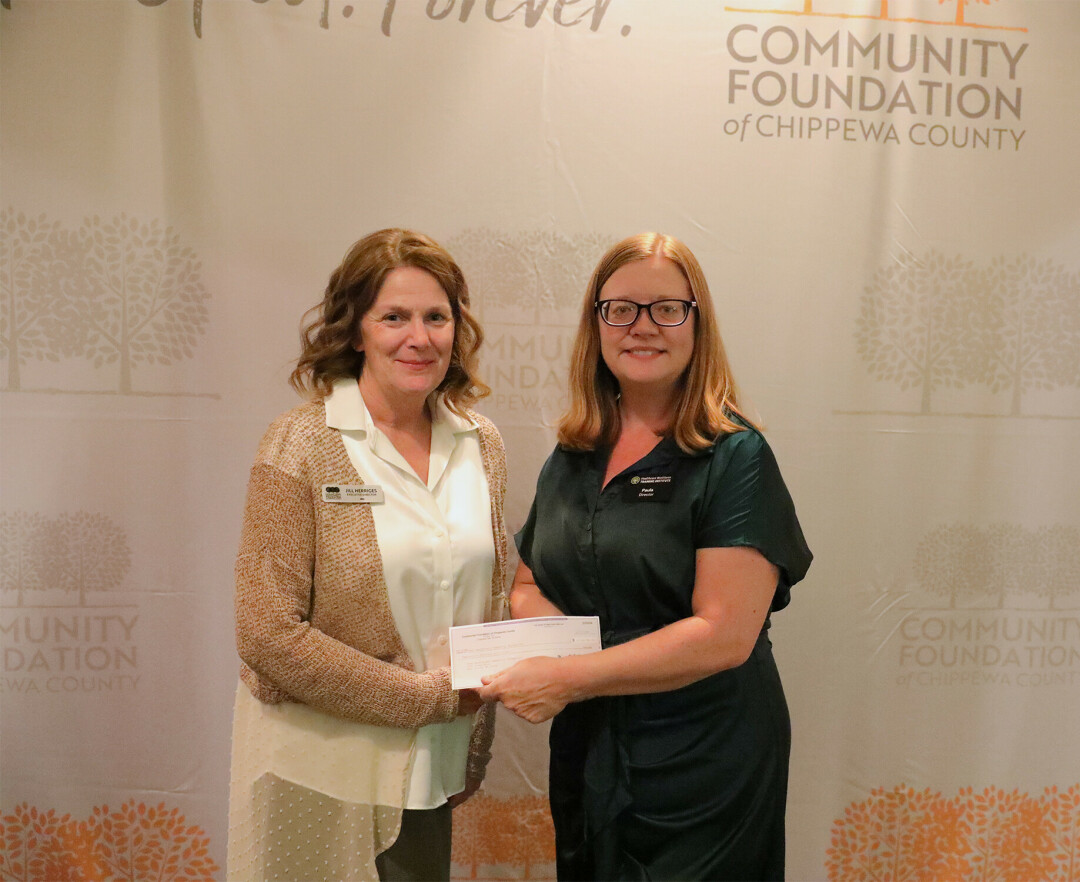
{"left": 2, "top": 1, "right": 1079, "bottom": 879}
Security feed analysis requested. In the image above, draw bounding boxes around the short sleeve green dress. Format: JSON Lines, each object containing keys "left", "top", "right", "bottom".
{"left": 516, "top": 419, "right": 812, "bottom": 881}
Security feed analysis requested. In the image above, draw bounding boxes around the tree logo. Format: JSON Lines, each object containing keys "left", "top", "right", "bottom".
{"left": 446, "top": 228, "right": 612, "bottom": 424}
{"left": 1, "top": 207, "right": 217, "bottom": 397}
{"left": 1, "top": 511, "right": 131, "bottom": 608}
{"left": 849, "top": 251, "right": 1080, "bottom": 418}
{"left": 725, "top": 0, "right": 1026, "bottom": 31}
{"left": 451, "top": 792, "right": 556, "bottom": 880}
{"left": 447, "top": 228, "right": 610, "bottom": 329}
{"left": 827, "top": 783, "right": 1080, "bottom": 881}
{"left": 0, "top": 799, "right": 219, "bottom": 881}
{"left": 913, "top": 523, "right": 1080, "bottom": 611}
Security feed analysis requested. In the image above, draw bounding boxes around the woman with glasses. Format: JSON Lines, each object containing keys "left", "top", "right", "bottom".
{"left": 478, "top": 233, "right": 811, "bottom": 881}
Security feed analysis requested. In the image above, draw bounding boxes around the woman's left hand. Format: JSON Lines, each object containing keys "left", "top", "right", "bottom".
{"left": 476, "top": 656, "right": 574, "bottom": 724}
{"left": 447, "top": 780, "right": 481, "bottom": 808}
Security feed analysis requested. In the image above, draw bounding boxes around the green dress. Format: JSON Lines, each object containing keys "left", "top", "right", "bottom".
{"left": 516, "top": 420, "right": 812, "bottom": 881}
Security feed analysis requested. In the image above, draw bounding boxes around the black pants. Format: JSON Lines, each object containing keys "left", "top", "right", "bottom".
{"left": 376, "top": 804, "right": 453, "bottom": 882}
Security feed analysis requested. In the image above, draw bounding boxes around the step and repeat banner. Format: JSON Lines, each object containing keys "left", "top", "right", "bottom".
{"left": 3, "top": 1, "right": 1078, "bottom": 879}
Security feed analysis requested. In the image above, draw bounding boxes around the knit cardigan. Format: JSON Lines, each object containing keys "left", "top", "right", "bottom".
{"left": 234, "top": 397, "right": 508, "bottom": 790}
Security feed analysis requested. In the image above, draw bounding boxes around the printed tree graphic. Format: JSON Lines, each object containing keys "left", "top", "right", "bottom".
{"left": 984, "top": 523, "right": 1033, "bottom": 609}
{"left": 0, "top": 803, "right": 76, "bottom": 882}
{"left": 452, "top": 794, "right": 503, "bottom": 876}
{"left": 452, "top": 793, "right": 556, "bottom": 879}
{"left": 972, "top": 255, "right": 1080, "bottom": 416}
{"left": 827, "top": 784, "right": 1078, "bottom": 882}
{"left": 941, "top": 0, "right": 995, "bottom": 26}
{"left": 1036, "top": 525, "right": 1080, "bottom": 611}
{"left": 447, "top": 229, "right": 540, "bottom": 323}
{"left": 958, "top": 786, "right": 1056, "bottom": 881}
{"left": 53, "top": 512, "right": 131, "bottom": 606}
{"left": 66, "top": 214, "right": 210, "bottom": 394}
{"left": 856, "top": 251, "right": 1080, "bottom": 416}
{"left": 0, "top": 511, "right": 50, "bottom": 607}
{"left": 526, "top": 230, "right": 610, "bottom": 315}
{"left": 448, "top": 229, "right": 609, "bottom": 325}
{"left": 801, "top": 0, "right": 889, "bottom": 18}
{"left": 0, "top": 800, "right": 219, "bottom": 882}
{"left": 1043, "top": 785, "right": 1080, "bottom": 880}
{"left": 0, "top": 209, "right": 83, "bottom": 392}
{"left": 855, "top": 251, "right": 976, "bottom": 414}
{"left": 912, "top": 524, "right": 994, "bottom": 609}
{"left": 825, "top": 785, "right": 969, "bottom": 882}
{"left": 914, "top": 523, "right": 1079, "bottom": 610}
{"left": 0, "top": 511, "right": 130, "bottom": 607}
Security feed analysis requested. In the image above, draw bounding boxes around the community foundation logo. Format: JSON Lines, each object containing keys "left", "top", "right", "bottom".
{"left": 875, "top": 522, "right": 1080, "bottom": 689}
{"left": 721, "top": 1, "right": 1030, "bottom": 150}
{"left": 1, "top": 510, "right": 141, "bottom": 695}
{"left": 826, "top": 783, "right": 1080, "bottom": 881}
{"left": 1, "top": 207, "right": 216, "bottom": 397}
{"left": 447, "top": 228, "right": 610, "bottom": 425}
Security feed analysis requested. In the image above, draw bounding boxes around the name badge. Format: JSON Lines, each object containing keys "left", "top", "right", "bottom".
{"left": 322, "top": 484, "right": 385, "bottom": 504}
{"left": 623, "top": 474, "right": 674, "bottom": 503}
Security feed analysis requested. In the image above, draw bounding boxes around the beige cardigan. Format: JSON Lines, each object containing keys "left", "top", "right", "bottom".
{"left": 234, "top": 397, "right": 508, "bottom": 790}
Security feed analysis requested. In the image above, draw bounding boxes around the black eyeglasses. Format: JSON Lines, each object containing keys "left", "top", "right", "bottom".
{"left": 596, "top": 299, "right": 697, "bottom": 327}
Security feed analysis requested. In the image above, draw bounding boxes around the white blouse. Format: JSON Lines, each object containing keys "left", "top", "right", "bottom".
{"left": 327, "top": 378, "right": 494, "bottom": 808}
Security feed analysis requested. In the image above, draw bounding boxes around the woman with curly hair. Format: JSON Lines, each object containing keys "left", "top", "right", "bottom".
{"left": 228, "top": 229, "right": 507, "bottom": 882}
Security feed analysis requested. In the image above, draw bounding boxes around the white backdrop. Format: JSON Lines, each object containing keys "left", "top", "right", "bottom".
{"left": 3, "top": 1, "right": 1079, "bottom": 879}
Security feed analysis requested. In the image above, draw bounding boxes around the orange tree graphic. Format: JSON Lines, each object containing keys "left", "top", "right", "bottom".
{"left": 825, "top": 785, "right": 969, "bottom": 881}
{"left": 65, "top": 214, "right": 210, "bottom": 394}
{"left": 452, "top": 792, "right": 556, "bottom": 880}
{"left": 0, "top": 799, "right": 219, "bottom": 881}
{"left": 0, "top": 209, "right": 82, "bottom": 392}
{"left": 941, "top": 0, "right": 995, "bottom": 27}
{"left": 828, "top": 784, "right": 1080, "bottom": 881}
{"left": 0, "top": 804, "right": 76, "bottom": 882}
{"left": 959, "top": 786, "right": 1055, "bottom": 881}
{"left": 1044, "top": 786, "right": 1080, "bottom": 880}
{"left": 726, "top": 0, "right": 1022, "bottom": 30}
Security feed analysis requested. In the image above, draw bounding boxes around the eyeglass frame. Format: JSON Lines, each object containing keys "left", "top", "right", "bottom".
{"left": 594, "top": 298, "right": 698, "bottom": 328}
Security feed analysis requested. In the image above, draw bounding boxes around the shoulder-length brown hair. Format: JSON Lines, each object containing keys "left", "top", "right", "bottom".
{"left": 557, "top": 232, "right": 751, "bottom": 453}
{"left": 289, "top": 228, "right": 489, "bottom": 414}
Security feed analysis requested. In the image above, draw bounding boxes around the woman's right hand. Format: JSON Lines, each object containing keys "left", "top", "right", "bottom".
{"left": 477, "top": 656, "right": 576, "bottom": 723}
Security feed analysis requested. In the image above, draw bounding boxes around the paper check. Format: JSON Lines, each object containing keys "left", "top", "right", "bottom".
{"left": 449, "top": 616, "right": 602, "bottom": 689}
